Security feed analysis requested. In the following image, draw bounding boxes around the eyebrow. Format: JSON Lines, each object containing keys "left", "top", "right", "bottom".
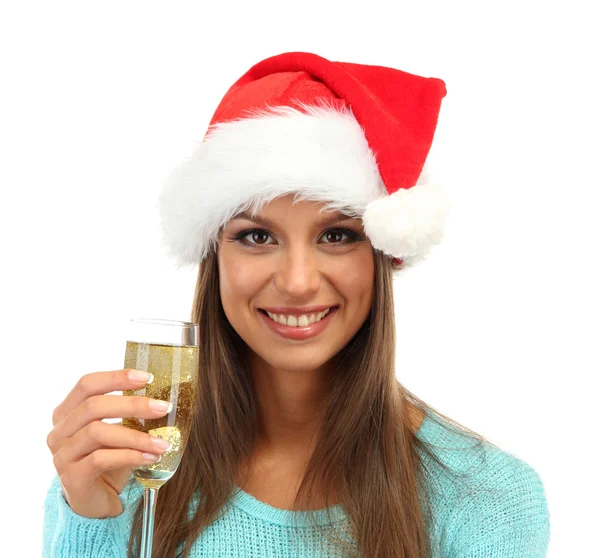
{"left": 230, "top": 210, "right": 358, "bottom": 228}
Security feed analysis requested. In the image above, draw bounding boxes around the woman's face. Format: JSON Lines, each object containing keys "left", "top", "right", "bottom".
{"left": 217, "top": 194, "right": 375, "bottom": 373}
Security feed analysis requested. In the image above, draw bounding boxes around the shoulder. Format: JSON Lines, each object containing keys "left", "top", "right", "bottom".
{"left": 417, "top": 413, "right": 551, "bottom": 557}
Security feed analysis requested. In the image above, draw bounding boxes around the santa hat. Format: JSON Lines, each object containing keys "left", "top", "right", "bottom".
{"left": 157, "top": 51, "right": 449, "bottom": 269}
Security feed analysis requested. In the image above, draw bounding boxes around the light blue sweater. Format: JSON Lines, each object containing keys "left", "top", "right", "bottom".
{"left": 43, "top": 412, "right": 550, "bottom": 556}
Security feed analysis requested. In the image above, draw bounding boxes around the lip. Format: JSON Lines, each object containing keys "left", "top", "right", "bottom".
{"left": 258, "top": 307, "right": 338, "bottom": 340}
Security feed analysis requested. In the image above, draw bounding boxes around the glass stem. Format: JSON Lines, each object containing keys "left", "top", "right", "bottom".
{"left": 140, "top": 487, "right": 159, "bottom": 558}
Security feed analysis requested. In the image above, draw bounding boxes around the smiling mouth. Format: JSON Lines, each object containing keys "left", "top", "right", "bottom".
{"left": 258, "top": 306, "right": 338, "bottom": 327}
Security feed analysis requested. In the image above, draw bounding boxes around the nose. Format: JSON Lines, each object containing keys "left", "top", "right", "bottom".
{"left": 273, "top": 243, "right": 321, "bottom": 299}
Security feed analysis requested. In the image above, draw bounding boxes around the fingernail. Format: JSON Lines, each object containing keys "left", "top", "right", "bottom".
{"left": 142, "top": 453, "right": 161, "bottom": 462}
{"left": 150, "top": 437, "right": 172, "bottom": 451}
{"left": 149, "top": 399, "right": 173, "bottom": 413}
{"left": 128, "top": 370, "right": 154, "bottom": 384}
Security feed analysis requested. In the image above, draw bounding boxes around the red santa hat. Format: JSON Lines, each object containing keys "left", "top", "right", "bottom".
{"left": 157, "top": 51, "right": 449, "bottom": 269}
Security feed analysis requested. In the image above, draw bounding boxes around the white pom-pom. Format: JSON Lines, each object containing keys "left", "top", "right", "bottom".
{"left": 362, "top": 183, "right": 450, "bottom": 266}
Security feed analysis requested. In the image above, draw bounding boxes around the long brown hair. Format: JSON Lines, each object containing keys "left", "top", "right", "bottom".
{"left": 127, "top": 247, "right": 494, "bottom": 557}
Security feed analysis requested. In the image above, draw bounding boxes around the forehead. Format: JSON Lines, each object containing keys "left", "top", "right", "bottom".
{"left": 230, "top": 207, "right": 358, "bottom": 226}
{"left": 235, "top": 194, "right": 357, "bottom": 221}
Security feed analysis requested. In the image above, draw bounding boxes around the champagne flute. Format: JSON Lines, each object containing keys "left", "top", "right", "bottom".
{"left": 122, "top": 318, "right": 199, "bottom": 558}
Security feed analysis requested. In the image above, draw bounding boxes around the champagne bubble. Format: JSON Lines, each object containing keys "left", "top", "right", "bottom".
{"left": 122, "top": 341, "right": 198, "bottom": 489}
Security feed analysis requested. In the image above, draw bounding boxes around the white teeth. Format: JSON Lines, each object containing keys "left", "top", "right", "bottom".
{"left": 265, "top": 307, "right": 333, "bottom": 327}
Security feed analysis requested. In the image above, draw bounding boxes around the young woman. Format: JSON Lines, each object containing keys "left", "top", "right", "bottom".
{"left": 44, "top": 52, "right": 550, "bottom": 557}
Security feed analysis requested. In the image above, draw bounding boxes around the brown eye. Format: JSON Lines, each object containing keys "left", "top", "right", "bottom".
{"left": 320, "top": 228, "right": 360, "bottom": 245}
{"left": 231, "top": 228, "right": 274, "bottom": 247}
{"left": 251, "top": 231, "right": 269, "bottom": 244}
{"left": 325, "top": 231, "right": 343, "bottom": 243}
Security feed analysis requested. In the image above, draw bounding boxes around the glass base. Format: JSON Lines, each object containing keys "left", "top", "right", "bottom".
{"left": 134, "top": 468, "right": 174, "bottom": 490}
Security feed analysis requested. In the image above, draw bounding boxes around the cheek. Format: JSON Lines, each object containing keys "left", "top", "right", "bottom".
{"left": 218, "top": 256, "right": 263, "bottom": 306}
{"left": 334, "top": 254, "right": 374, "bottom": 301}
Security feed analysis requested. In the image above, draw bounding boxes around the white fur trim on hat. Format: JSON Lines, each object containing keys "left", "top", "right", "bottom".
{"left": 156, "top": 103, "right": 448, "bottom": 268}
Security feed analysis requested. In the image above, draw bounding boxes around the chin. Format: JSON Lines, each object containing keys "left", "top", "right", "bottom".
{"left": 250, "top": 346, "right": 339, "bottom": 374}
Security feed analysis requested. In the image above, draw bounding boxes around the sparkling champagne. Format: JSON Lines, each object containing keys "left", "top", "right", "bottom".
{"left": 123, "top": 341, "right": 198, "bottom": 489}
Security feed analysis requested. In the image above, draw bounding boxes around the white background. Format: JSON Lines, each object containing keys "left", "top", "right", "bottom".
{"left": 2, "top": 1, "right": 598, "bottom": 556}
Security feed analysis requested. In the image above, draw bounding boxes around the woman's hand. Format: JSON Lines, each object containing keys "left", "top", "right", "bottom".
{"left": 46, "top": 369, "right": 172, "bottom": 518}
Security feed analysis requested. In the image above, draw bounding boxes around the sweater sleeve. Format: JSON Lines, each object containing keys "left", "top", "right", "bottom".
{"left": 43, "top": 474, "right": 142, "bottom": 558}
{"left": 450, "top": 455, "right": 551, "bottom": 557}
